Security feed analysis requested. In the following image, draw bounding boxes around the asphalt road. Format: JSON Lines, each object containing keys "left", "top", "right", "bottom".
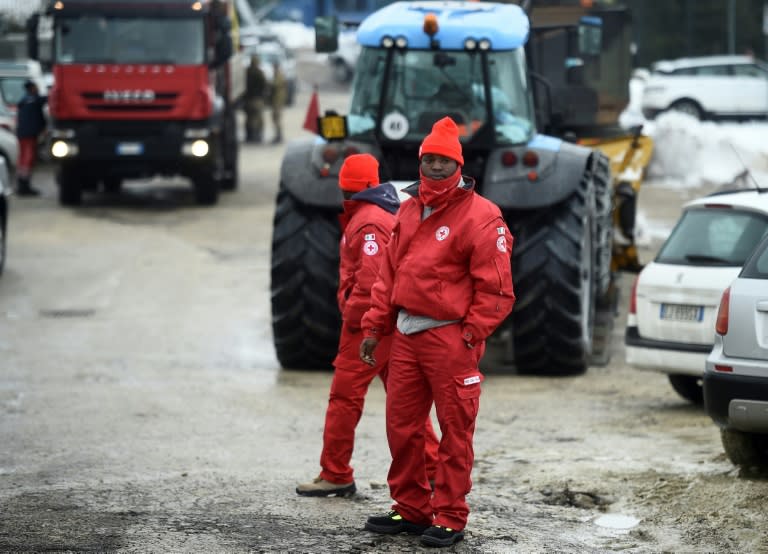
{"left": 1, "top": 59, "right": 766, "bottom": 553}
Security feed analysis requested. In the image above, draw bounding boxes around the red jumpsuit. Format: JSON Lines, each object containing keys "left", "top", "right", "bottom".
{"left": 319, "top": 183, "right": 439, "bottom": 485}
{"left": 362, "top": 177, "right": 515, "bottom": 530}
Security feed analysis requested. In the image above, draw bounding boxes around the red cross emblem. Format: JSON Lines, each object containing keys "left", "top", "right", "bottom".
{"left": 363, "top": 240, "right": 379, "bottom": 255}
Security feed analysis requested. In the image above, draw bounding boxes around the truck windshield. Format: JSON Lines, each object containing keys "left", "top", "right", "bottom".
{"left": 348, "top": 47, "right": 534, "bottom": 145}
{"left": 54, "top": 16, "right": 205, "bottom": 65}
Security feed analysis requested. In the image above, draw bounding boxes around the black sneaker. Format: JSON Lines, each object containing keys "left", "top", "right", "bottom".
{"left": 364, "top": 510, "right": 430, "bottom": 535}
{"left": 421, "top": 525, "right": 465, "bottom": 547}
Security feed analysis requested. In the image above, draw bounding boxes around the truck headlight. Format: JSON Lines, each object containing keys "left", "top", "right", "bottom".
{"left": 51, "top": 140, "right": 78, "bottom": 158}
{"left": 182, "top": 139, "right": 209, "bottom": 157}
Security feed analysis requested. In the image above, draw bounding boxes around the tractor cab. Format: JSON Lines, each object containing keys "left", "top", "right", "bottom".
{"left": 315, "top": 2, "right": 536, "bottom": 181}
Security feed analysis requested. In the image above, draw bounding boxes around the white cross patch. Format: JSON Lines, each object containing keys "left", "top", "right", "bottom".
{"left": 364, "top": 233, "right": 376, "bottom": 241}
{"left": 363, "top": 241, "right": 379, "bottom": 255}
{"left": 435, "top": 226, "right": 450, "bottom": 241}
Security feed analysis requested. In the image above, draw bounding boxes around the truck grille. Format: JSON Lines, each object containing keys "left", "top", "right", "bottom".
{"left": 80, "top": 91, "right": 179, "bottom": 113}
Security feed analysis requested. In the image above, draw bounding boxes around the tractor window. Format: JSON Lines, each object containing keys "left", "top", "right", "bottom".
{"left": 347, "top": 47, "right": 534, "bottom": 144}
{"left": 54, "top": 16, "right": 205, "bottom": 65}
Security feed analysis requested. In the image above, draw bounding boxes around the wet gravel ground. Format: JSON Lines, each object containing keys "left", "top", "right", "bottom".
{"left": 1, "top": 52, "right": 767, "bottom": 553}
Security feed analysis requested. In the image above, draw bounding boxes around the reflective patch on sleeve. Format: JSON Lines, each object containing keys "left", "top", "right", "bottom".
{"left": 463, "top": 375, "right": 481, "bottom": 386}
{"left": 496, "top": 236, "right": 507, "bottom": 252}
{"left": 364, "top": 233, "right": 376, "bottom": 241}
{"left": 363, "top": 241, "right": 379, "bottom": 255}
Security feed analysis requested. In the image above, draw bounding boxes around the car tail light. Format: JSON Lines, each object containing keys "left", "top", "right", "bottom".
{"left": 629, "top": 274, "right": 640, "bottom": 314}
{"left": 715, "top": 286, "right": 730, "bottom": 335}
{"left": 714, "top": 365, "right": 733, "bottom": 372}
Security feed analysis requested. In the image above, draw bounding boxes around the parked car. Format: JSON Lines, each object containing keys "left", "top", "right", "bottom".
{"left": 641, "top": 55, "right": 768, "bottom": 121}
{"left": 329, "top": 28, "right": 360, "bottom": 83}
{"left": 704, "top": 232, "right": 768, "bottom": 468}
{"left": 0, "top": 154, "right": 11, "bottom": 276}
{"left": 0, "top": 59, "right": 48, "bottom": 111}
{"left": 0, "top": 100, "right": 19, "bottom": 176}
{"left": 243, "top": 39, "right": 297, "bottom": 106}
{"left": 625, "top": 187, "right": 768, "bottom": 404}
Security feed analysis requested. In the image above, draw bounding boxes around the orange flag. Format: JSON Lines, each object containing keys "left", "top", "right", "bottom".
{"left": 303, "top": 85, "right": 320, "bottom": 134}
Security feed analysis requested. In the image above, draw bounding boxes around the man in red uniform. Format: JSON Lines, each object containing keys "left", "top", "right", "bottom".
{"left": 296, "top": 153, "right": 439, "bottom": 497}
{"left": 360, "top": 118, "right": 515, "bottom": 547}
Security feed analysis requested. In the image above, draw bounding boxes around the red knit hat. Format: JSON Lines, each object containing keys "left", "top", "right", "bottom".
{"left": 419, "top": 116, "right": 464, "bottom": 166}
{"left": 339, "top": 153, "right": 380, "bottom": 192}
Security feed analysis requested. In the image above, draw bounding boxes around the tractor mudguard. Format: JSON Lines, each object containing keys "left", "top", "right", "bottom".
{"left": 279, "top": 138, "right": 343, "bottom": 209}
{"left": 482, "top": 138, "right": 593, "bottom": 210}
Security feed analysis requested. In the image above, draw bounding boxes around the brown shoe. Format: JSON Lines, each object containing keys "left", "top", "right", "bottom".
{"left": 296, "top": 476, "right": 356, "bottom": 497}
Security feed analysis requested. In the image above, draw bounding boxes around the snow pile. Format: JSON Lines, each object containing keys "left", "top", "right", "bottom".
{"left": 621, "top": 76, "right": 768, "bottom": 190}
{"left": 643, "top": 114, "right": 768, "bottom": 189}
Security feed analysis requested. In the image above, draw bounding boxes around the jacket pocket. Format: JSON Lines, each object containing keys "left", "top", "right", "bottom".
{"left": 455, "top": 372, "right": 484, "bottom": 400}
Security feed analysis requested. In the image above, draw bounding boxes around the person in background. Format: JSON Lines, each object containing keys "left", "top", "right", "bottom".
{"left": 269, "top": 60, "right": 287, "bottom": 144}
{"left": 243, "top": 53, "right": 267, "bottom": 143}
{"left": 296, "top": 153, "right": 439, "bottom": 498}
{"left": 15, "top": 80, "right": 47, "bottom": 196}
{"left": 360, "top": 117, "right": 516, "bottom": 547}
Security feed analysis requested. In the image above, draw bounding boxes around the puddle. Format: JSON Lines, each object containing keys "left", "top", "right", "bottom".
{"left": 594, "top": 514, "right": 640, "bottom": 530}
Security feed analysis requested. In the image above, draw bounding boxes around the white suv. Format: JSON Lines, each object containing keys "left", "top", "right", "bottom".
{"left": 641, "top": 55, "right": 768, "bottom": 121}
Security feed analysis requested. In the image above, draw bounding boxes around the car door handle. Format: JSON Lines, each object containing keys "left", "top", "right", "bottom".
{"left": 757, "top": 301, "right": 768, "bottom": 312}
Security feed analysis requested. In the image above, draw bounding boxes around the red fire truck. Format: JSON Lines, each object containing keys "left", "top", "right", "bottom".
{"left": 27, "top": 0, "right": 245, "bottom": 206}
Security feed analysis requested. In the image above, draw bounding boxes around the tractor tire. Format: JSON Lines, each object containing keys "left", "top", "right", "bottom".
{"left": 270, "top": 189, "right": 341, "bottom": 370}
{"left": 58, "top": 165, "right": 83, "bottom": 206}
{"left": 505, "top": 169, "right": 597, "bottom": 376}
{"left": 592, "top": 151, "right": 613, "bottom": 298}
{"left": 720, "top": 429, "right": 768, "bottom": 469}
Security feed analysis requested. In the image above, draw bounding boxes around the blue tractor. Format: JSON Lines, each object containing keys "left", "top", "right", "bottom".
{"left": 270, "top": 0, "right": 618, "bottom": 375}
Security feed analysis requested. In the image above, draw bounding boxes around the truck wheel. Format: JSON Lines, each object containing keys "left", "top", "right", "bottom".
{"left": 505, "top": 170, "right": 597, "bottom": 376}
{"left": 58, "top": 165, "right": 82, "bottom": 206}
{"left": 192, "top": 168, "right": 219, "bottom": 205}
{"left": 668, "top": 374, "right": 703, "bottom": 404}
{"left": 220, "top": 110, "right": 239, "bottom": 191}
{"left": 721, "top": 429, "right": 768, "bottom": 469}
{"left": 103, "top": 177, "right": 122, "bottom": 194}
{"left": 270, "top": 189, "right": 341, "bottom": 370}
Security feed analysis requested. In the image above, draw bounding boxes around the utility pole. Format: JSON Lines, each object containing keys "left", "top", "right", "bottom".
{"left": 727, "top": 0, "right": 736, "bottom": 54}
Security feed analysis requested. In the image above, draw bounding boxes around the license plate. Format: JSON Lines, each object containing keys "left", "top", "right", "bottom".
{"left": 660, "top": 303, "right": 704, "bottom": 322}
{"left": 116, "top": 142, "right": 143, "bottom": 155}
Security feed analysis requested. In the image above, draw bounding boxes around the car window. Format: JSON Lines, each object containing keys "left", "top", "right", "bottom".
{"left": 732, "top": 64, "right": 768, "bottom": 78}
{"left": 0, "top": 77, "right": 27, "bottom": 105}
{"left": 740, "top": 235, "right": 768, "bottom": 278}
{"left": 692, "top": 65, "right": 730, "bottom": 76}
{"left": 656, "top": 207, "right": 768, "bottom": 266}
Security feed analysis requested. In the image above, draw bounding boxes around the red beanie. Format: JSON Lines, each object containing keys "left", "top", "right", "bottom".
{"left": 339, "top": 153, "right": 380, "bottom": 192}
{"left": 419, "top": 116, "right": 464, "bottom": 166}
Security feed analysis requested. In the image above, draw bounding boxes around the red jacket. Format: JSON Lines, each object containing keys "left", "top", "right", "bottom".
{"left": 337, "top": 183, "right": 400, "bottom": 329}
{"left": 362, "top": 178, "right": 515, "bottom": 345}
